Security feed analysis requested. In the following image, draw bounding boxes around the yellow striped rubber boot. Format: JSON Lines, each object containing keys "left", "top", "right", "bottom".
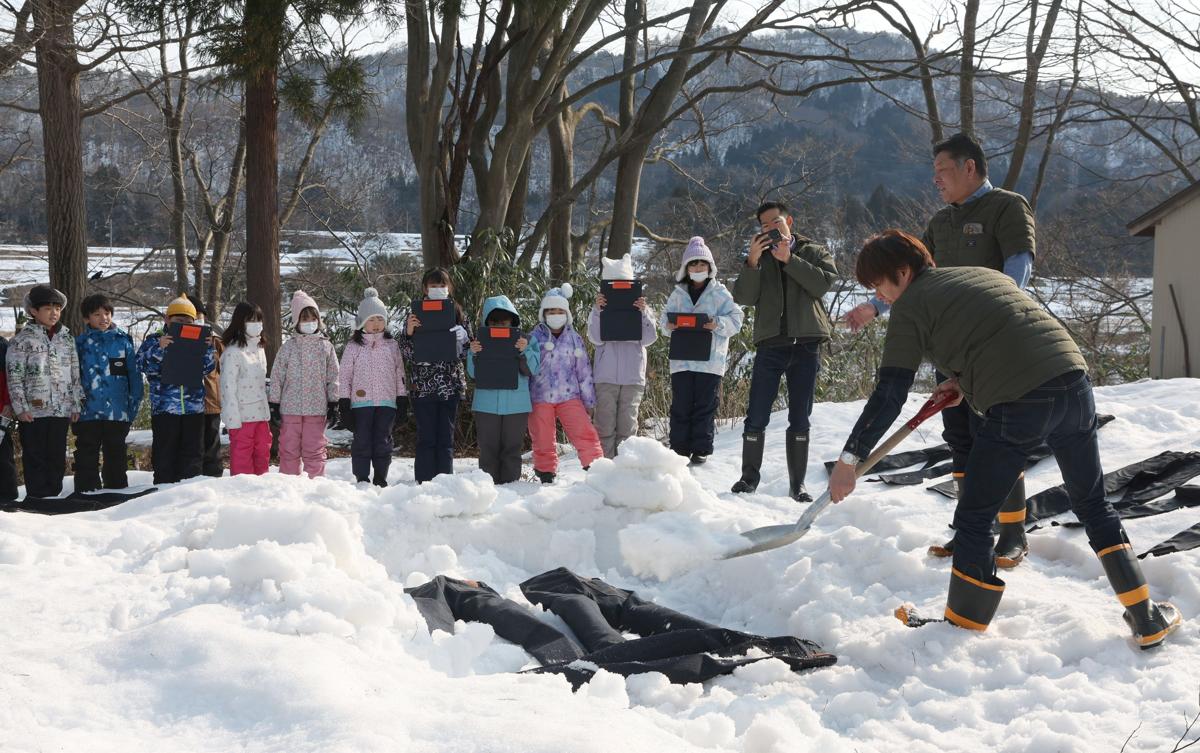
{"left": 1096, "top": 541, "right": 1182, "bottom": 649}
{"left": 927, "top": 473, "right": 965, "bottom": 558}
{"left": 994, "top": 475, "right": 1029, "bottom": 569}
{"left": 944, "top": 567, "right": 1005, "bottom": 631}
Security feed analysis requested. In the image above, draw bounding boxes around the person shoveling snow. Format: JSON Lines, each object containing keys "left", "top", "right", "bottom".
{"left": 827, "top": 230, "right": 1181, "bottom": 648}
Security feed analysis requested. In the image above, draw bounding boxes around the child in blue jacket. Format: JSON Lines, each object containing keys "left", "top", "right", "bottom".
{"left": 74, "top": 294, "right": 143, "bottom": 492}
{"left": 467, "top": 295, "right": 540, "bottom": 484}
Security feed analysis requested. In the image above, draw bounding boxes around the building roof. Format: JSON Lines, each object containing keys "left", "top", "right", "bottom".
{"left": 1127, "top": 180, "right": 1200, "bottom": 237}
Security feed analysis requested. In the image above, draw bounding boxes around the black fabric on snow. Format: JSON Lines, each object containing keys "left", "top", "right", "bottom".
{"left": 2, "top": 487, "right": 158, "bottom": 515}
{"left": 404, "top": 575, "right": 585, "bottom": 666}
{"left": 1140, "top": 492, "right": 1200, "bottom": 558}
{"left": 1025, "top": 451, "right": 1200, "bottom": 523}
{"left": 1032, "top": 486, "right": 1200, "bottom": 531}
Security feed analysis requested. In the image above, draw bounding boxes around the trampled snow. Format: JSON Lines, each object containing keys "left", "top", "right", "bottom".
{"left": 2, "top": 380, "right": 1198, "bottom": 752}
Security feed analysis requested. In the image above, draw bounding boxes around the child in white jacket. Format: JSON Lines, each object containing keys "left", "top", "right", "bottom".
{"left": 220, "top": 302, "right": 271, "bottom": 476}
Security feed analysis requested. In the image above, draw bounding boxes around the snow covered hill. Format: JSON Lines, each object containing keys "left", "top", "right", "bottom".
{"left": 2, "top": 380, "right": 1198, "bottom": 752}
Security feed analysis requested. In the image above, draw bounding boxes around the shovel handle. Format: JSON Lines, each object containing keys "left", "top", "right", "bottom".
{"left": 856, "top": 393, "right": 957, "bottom": 479}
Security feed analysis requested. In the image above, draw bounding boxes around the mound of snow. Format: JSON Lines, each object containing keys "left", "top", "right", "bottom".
{"left": 384, "top": 469, "right": 497, "bottom": 518}
{"left": 586, "top": 436, "right": 710, "bottom": 512}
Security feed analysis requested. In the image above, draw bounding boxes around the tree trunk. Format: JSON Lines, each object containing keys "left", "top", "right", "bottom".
{"left": 606, "top": 146, "right": 647, "bottom": 261}
{"left": 547, "top": 101, "right": 575, "bottom": 282}
{"left": 167, "top": 108, "right": 190, "bottom": 292}
{"left": 1002, "top": 0, "right": 1064, "bottom": 190}
{"left": 503, "top": 149, "right": 531, "bottom": 256}
{"left": 244, "top": 66, "right": 281, "bottom": 363}
{"left": 33, "top": 0, "right": 87, "bottom": 334}
{"left": 206, "top": 121, "right": 247, "bottom": 323}
{"left": 959, "top": 0, "right": 979, "bottom": 136}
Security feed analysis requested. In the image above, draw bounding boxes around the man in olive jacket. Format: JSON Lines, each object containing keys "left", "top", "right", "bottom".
{"left": 731, "top": 201, "right": 838, "bottom": 501}
{"left": 828, "top": 230, "right": 1180, "bottom": 648}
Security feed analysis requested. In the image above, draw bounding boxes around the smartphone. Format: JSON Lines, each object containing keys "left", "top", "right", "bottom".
{"left": 757, "top": 228, "right": 783, "bottom": 245}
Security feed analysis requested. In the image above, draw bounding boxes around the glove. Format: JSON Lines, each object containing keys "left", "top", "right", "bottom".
{"left": 338, "top": 398, "right": 355, "bottom": 432}
{"left": 396, "top": 396, "right": 409, "bottom": 425}
{"left": 269, "top": 402, "right": 281, "bottom": 424}
{"left": 326, "top": 402, "right": 338, "bottom": 429}
{"left": 451, "top": 325, "right": 468, "bottom": 345}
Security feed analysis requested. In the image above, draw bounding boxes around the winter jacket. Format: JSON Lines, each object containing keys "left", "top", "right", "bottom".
{"left": 269, "top": 333, "right": 339, "bottom": 416}
{"left": 397, "top": 306, "right": 472, "bottom": 400}
{"left": 136, "top": 330, "right": 216, "bottom": 416}
{"left": 220, "top": 338, "right": 271, "bottom": 429}
{"left": 6, "top": 322, "right": 83, "bottom": 418}
{"left": 528, "top": 323, "right": 596, "bottom": 409}
{"left": 659, "top": 279, "right": 744, "bottom": 376}
{"left": 204, "top": 338, "right": 223, "bottom": 414}
{"left": 732, "top": 235, "right": 837, "bottom": 346}
{"left": 339, "top": 334, "right": 407, "bottom": 408}
{"left": 586, "top": 303, "right": 657, "bottom": 387}
{"left": 467, "top": 295, "right": 541, "bottom": 415}
{"left": 76, "top": 325, "right": 143, "bottom": 423}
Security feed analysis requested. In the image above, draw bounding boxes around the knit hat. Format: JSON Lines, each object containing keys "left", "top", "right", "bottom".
{"left": 676, "top": 237, "right": 716, "bottom": 282}
{"left": 356, "top": 287, "right": 389, "bottom": 329}
{"left": 601, "top": 253, "right": 634, "bottom": 281}
{"left": 539, "top": 283, "right": 574, "bottom": 325}
{"left": 165, "top": 292, "right": 197, "bottom": 319}
{"left": 23, "top": 284, "right": 67, "bottom": 316}
{"left": 289, "top": 289, "right": 320, "bottom": 326}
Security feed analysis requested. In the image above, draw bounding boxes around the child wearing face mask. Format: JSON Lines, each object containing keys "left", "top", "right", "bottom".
{"left": 268, "top": 290, "right": 340, "bottom": 478}
{"left": 527, "top": 283, "right": 603, "bottom": 484}
{"left": 340, "top": 288, "right": 407, "bottom": 486}
{"left": 220, "top": 301, "right": 271, "bottom": 476}
{"left": 398, "top": 268, "right": 472, "bottom": 483}
{"left": 660, "top": 237, "right": 745, "bottom": 464}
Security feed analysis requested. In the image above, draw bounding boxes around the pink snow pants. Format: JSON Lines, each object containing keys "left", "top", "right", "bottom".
{"left": 228, "top": 420, "right": 271, "bottom": 476}
{"left": 528, "top": 399, "right": 604, "bottom": 473}
{"left": 279, "top": 414, "right": 328, "bottom": 478}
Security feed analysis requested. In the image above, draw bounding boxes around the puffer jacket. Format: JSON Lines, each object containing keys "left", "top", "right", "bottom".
{"left": 220, "top": 338, "right": 270, "bottom": 429}
{"left": 467, "top": 295, "right": 541, "bottom": 415}
{"left": 527, "top": 323, "right": 596, "bottom": 409}
{"left": 340, "top": 333, "right": 407, "bottom": 407}
{"left": 136, "top": 330, "right": 216, "bottom": 416}
{"left": 6, "top": 322, "right": 83, "bottom": 418}
{"left": 76, "top": 325, "right": 143, "bottom": 423}
{"left": 659, "top": 279, "right": 744, "bottom": 376}
{"left": 269, "top": 332, "right": 339, "bottom": 416}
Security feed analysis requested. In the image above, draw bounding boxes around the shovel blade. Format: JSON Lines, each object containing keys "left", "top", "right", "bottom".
{"left": 720, "top": 492, "right": 832, "bottom": 560}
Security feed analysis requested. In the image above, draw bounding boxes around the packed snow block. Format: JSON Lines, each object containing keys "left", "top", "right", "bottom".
{"left": 1026, "top": 451, "right": 1200, "bottom": 522}
{"left": 584, "top": 436, "right": 706, "bottom": 511}
{"left": 520, "top": 568, "right": 836, "bottom": 688}
{"left": 2, "top": 487, "right": 157, "bottom": 515}
{"left": 617, "top": 512, "right": 735, "bottom": 580}
{"left": 404, "top": 576, "right": 586, "bottom": 666}
{"left": 404, "top": 469, "right": 497, "bottom": 517}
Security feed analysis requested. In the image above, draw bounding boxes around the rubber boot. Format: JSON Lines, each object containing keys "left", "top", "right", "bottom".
{"left": 994, "top": 475, "right": 1029, "bottom": 568}
{"left": 730, "top": 432, "right": 765, "bottom": 494}
{"left": 1096, "top": 539, "right": 1182, "bottom": 649}
{"left": 895, "top": 566, "right": 1005, "bottom": 630}
{"left": 927, "top": 473, "right": 965, "bottom": 558}
{"left": 786, "top": 431, "right": 812, "bottom": 503}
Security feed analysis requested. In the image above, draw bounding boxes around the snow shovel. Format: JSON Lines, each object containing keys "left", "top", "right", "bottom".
{"left": 721, "top": 393, "right": 957, "bottom": 559}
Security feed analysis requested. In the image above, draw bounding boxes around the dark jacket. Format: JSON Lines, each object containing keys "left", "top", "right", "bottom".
{"left": 733, "top": 235, "right": 837, "bottom": 345}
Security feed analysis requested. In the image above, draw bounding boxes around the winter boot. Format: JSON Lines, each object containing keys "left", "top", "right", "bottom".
{"left": 536, "top": 470, "right": 556, "bottom": 485}
{"left": 894, "top": 567, "right": 1006, "bottom": 630}
{"left": 730, "top": 432, "right": 765, "bottom": 493}
{"left": 994, "top": 475, "right": 1029, "bottom": 568}
{"left": 786, "top": 431, "right": 812, "bottom": 503}
{"left": 689, "top": 453, "right": 708, "bottom": 466}
{"left": 927, "top": 472, "right": 965, "bottom": 558}
{"left": 1096, "top": 540, "right": 1182, "bottom": 649}
{"left": 372, "top": 460, "right": 390, "bottom": 488}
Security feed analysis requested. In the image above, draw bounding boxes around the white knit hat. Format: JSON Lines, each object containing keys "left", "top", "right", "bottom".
{"left": 601, "top": 254, "right": 634, "bottom": 281}
{"left": 356, "top": 287, "right": 389, "bottom": 328}
{"left": 676, "top": 236, "right": 717, "bottom": 282}
{"left": 539, "top": 283, "right": 574, "bottom": 325}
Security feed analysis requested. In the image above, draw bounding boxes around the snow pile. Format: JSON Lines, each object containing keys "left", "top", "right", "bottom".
{"left": 1, "top": 379, "right": 1198, "bottom": 752}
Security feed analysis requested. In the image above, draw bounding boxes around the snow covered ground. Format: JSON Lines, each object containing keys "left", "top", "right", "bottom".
{"left": 1, "top": 380, "right": 1198, "bottom": 752}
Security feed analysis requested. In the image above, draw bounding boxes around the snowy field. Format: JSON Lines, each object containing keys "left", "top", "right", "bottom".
{"left": 1, "top": 379, "right": 1198, "bottom": 752}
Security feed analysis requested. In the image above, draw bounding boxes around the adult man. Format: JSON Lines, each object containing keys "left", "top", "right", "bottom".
{"left": 843, "top": 133, "right": 1035, "bottom": 567}
{"left": 829, "top": 230, "right": 1180, "bottom": 647}
{"left": 731, "top": 201, "right": 838, "bottom": 502}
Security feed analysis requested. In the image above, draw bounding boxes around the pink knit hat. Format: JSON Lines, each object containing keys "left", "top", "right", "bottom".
{"left": 289, "top": 289, "right": 320, "bottom": 325}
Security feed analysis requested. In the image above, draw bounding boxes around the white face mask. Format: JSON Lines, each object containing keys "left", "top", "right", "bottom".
{"left": 688, "top": 270, "right": 709, "bottom": 282}
{"left": 545, "top": 314, "right": 568, "bottom": 330}
{"left": 427, "top": 286, "right": 449, "bottom": 300}
{"left": 245, "top": 321, "right": 264, "bottom": 337}
{"left": 298, "top": 321, "right": 318, "bottom": 334}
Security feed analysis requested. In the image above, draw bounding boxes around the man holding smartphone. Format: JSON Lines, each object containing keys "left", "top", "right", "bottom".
{"left": 731, "top": 201, "right": 838, "bottom": 501}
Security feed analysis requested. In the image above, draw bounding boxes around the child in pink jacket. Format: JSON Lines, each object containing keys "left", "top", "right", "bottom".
{"left": 338, "top": 288, "right": 407, "bottom": 486}
{"left": 269, "top": 290, "right": 340, "bottom": 477}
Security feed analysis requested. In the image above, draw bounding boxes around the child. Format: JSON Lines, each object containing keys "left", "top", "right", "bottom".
{"left": 5, "top": 284, "right": 83, "bottom": 499}
{"left": 269, "top": 290, "right": 339, "bottom": 478}
{"left": 220, "top": 302, "right": 271, "bottom": 476}
{"left": 398, "top": 268, "right": 471, "bottom": 483}
{"left": 74, "top": 293, "right": 143, "bottom": 492}
{"left": 196, "top": 304, "right": 224, "bottom": 478}
{"left": 660, "top": 237, "right": 744, "bottom": 464}
{"left": 586, "top": 253, "right": 656, "bottom": 458}
{"left": 527, "top": 283, "right": 603, "bottom": 484}
{"left": 339, "top": 288, "right": 406, "bottom": 486}
{"left": 136, "top": 293, "right": 216, "bottom": 484}
{"left": 0, "top": 335, "right": 16, "bottom": 503}
{"left": 467, "top": 295, "right": 540, "bottom": 484}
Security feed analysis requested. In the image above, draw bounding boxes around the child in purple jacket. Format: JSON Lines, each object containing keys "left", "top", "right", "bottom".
{"left": 586, "top": 253, "right": 656, "bottom": 458}
{"left": 527, "top": 284, "right": 603, "bottom": 484}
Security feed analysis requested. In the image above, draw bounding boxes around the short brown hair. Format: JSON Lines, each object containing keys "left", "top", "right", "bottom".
{"left": 855, "top": 229, "right": 935, "bottom": 287}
